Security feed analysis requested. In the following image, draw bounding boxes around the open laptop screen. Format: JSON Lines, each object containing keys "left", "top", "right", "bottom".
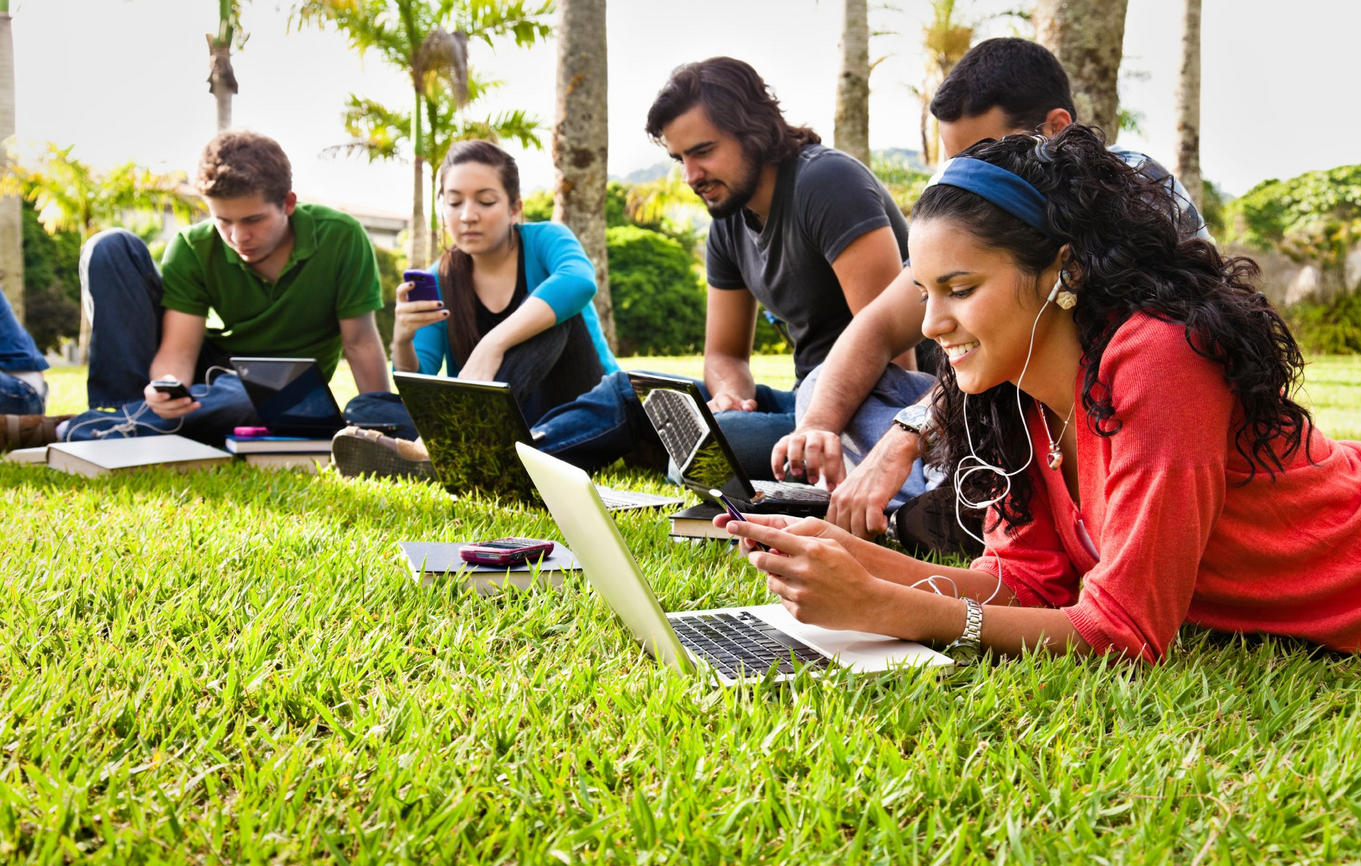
{"left": 232, "top": 357, "right": 347, "bottom": 437}
{"left": 394, "top": 373, "right": 540, "bottom": 502}
{"left": 627, "top": 373, "right": 756, "bottom": 502}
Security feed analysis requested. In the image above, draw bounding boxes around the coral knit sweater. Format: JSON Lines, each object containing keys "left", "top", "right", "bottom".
{"left": 973, "top": 314, "right": 1361, "bottom": 662}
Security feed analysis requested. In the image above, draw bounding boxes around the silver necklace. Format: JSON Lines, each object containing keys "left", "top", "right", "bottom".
{"left": 1038, "top": 401, "right": 1076, "bottom": 471}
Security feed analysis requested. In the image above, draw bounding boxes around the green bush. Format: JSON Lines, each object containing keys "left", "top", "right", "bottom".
{"left": 1289, "top": 293, "right": 1361, "bottom": 355}
{"left": 20, "top": 200, "right": 81, "bottom": 353}
{"left": 606, "top": 225, "right": 705, "bottom": 356}
{"left": 371, "top": 243, "right": 408, "bottom": 348}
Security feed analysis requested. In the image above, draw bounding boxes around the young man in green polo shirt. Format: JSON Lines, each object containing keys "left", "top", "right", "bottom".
{"left": 58, "top": 130, "right": 398, "bottom": 443}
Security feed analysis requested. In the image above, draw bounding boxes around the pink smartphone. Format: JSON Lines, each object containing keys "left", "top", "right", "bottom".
{"left": 459, "top": 537, "right": 555, "bottom": 567}
{"left": 402, "top": 269, "right": 440, "bottom": 303}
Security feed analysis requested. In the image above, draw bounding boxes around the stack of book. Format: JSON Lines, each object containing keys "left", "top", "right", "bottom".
{"left": 45, "top": 436, "right": 232, "bottom": 477}
{"left": 224, "top": 434, "right": 332, "bottom": 472}
{"left": 669, "top": 502, "right": 728, "bottom": 541}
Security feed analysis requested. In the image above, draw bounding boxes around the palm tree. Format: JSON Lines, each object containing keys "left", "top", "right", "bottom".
{"left": 552, "top": 0, "right": 614, "bottom": 348}
{"left": 0, "top": 0, "right": 23, "bottom": 322}
{"left": 7, "top": 145, "right": 199, "bottom": 360}
{"left": 834, "top": 0, "right": 870, "bottom": 166}
{"left": 1035, "top": 0, "right": 1130, "bottom": 142}
{"left": 1174, "top": 0, "right": 1203, "bottom": 212}
{"left": 293, "top": 0, "right": 552, "bottom": 269}
{"left": 208, "top": 0, "right": 246, "bottom": 131}
{"left": 325, "top": 73, "right": 543, "bottom": 257}
{"left": 917, "top": 0, "right": 973, "bottom": 168}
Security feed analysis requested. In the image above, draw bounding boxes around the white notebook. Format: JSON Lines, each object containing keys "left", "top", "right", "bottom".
{"left": 47, "top": 435, "right": 232, "bottom": 478}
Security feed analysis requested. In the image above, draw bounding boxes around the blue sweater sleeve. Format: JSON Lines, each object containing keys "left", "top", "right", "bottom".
{"left": 523, "top": 222, "right": 597, "bottom": 323}
{"left": 408, "top": 267, "right": 454, "bottom": 375}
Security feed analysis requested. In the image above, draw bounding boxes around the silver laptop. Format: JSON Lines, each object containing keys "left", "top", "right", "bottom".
{"left": 516, "top": 442, "right": 952, "bottom": 685}
{"left": 627, "top": 372, "right": 830, "bottom": 515}
{"left": 394, "top": 372, "right": 681, "bottom": 512}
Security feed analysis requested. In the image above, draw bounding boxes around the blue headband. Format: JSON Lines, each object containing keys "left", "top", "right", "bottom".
{"left": 923, "top": 157, "right": 1053, "bottom": 238}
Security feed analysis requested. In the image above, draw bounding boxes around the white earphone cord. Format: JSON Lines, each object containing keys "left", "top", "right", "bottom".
{"left": 911, "top": 279, "right": 1060, "bottom": 604}
{"left": 62, "top": 366, "right": 233, "bottom": 443}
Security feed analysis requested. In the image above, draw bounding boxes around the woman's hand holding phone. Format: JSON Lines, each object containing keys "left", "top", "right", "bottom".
{"left": 393, "top": 272, "right": 448, "bottom": 346}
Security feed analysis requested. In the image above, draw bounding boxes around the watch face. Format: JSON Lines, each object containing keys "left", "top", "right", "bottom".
{"left": 894, "top": 405, "right": 932, "bottom": 433}
{"left": 948, "top": 641, "right": 982, "bottom": 665}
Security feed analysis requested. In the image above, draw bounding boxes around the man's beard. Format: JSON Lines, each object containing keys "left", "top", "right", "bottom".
{"left": 700, "top": 154, "right": 762, "bottom": 219}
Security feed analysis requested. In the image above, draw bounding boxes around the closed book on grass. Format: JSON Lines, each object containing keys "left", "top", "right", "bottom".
{"left": 398, "top": 541, "right": 580, "bottom": 594}
{"left": 224, "top": 435, "right": 332, "bottom": 454}
{"left": 4, "top": 446, "right": 48, "bottom": 465}
{"left": 239, "top": 452, "right": 329, "bottom": 473}
{"left": 669, "top": 502, "right": 728, "bottom": 540}
{"left": 46, "top": 435, "right": 232, "bottom": 478}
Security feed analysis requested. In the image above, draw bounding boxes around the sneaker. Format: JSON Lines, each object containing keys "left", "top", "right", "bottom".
{"left": 1, "top": 414, "right": 75, "bottom": 453}
{"left": 888, "top": 486, "right": 985, "bottom": 557}
{"left": 331, "top": 426, "right": 437, "bottom": 483}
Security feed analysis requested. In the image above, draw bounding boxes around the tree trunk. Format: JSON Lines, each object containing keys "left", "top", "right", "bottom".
{"left": 834, "top": 0, "right": 870, "bottom": 166}
{"left": 0, "top": 12, "right": 24, "bottom": 325}
{"left": 1174, "top": 0, "right": 1203, "bottom": 212}
{"left": 1034, "top": 0, "right": 1130, "bottom": 143}
{"left": 207, "top": 38, "right": 237, "bottom": 131}
{"left": 408, "top": 88, "right": 428, "bottom": 269}
{"left": 552, "top": 0, "right": 615, "bottom": 351}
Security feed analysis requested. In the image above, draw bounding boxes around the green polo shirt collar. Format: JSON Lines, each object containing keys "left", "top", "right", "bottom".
{"left": 221, "top": 206, "right": 319, "bottom": 284}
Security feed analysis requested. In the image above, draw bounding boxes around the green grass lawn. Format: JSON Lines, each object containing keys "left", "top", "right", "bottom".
{"left": 5, "top": 354, "right": 1359, "bottom": 863}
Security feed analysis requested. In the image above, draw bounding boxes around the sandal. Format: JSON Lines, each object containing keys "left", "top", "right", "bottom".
{"left": 330, "top": 426, "right": 437, "bottom": 483}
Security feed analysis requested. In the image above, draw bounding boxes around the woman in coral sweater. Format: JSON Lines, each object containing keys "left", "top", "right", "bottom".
{"left": 723, "top": 125, "right": 1361, "bottom": 663}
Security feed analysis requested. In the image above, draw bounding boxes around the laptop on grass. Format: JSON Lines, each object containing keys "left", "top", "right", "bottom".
{"left": 394, "top": 372, "right": 681, "bottom": 511}
{"left": 232, "top": 357, "right": 349, "bottom": 438}
{"left": 627, "top": 372, "right": 831, "bottom": 515}
{"left": 517, "top": 442, "right": 952, "bottom": 685}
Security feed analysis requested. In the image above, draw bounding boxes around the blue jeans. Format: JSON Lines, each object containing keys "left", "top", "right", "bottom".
{"left": 794, "top": 362, "right": 938, "bottom": 507}
{"left": 533, "top": 369, "right": 798, "bottom": 481}
{"left": 0, "top": 372, "right": 45, "bottom": 415}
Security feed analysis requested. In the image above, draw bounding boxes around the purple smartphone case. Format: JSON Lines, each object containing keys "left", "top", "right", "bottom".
{"left": 403, "top": 270, "right": 440, "bottom": 303}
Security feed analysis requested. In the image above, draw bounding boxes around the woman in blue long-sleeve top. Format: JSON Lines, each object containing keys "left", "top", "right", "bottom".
{"left": 333, "top": 139, "right": 618, "bottom": 479}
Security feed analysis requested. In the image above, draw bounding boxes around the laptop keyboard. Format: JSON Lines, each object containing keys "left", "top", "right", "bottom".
{"left": 595, "top": 485, "right": 677, "bottom": 511}
{"left": 642, "top": 389, "right": 706, "bottom": 467}
{"left": 751, "top": 479, "right": 832, "bottom": 503}
{"left": 669, "top": 610, "right": 831, "bottom": 679}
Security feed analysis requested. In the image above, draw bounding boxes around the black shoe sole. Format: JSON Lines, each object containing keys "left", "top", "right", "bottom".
{"left": 893, "top": 487, "right": 985, "bottom": 557}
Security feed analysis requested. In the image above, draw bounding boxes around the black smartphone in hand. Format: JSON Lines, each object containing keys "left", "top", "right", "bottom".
{"left": 151, "top": 378, "right": 192, "bottom": 401}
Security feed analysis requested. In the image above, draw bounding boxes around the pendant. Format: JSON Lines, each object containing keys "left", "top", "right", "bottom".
{"left": 1046, "top": 447, "right": 1064, "bottom": 471}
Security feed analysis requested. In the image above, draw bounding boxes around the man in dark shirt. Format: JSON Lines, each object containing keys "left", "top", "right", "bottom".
{"left": 536, "top": 57, "right": 930, "bottom": 482}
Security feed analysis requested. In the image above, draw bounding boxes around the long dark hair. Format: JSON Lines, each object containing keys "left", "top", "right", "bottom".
{"left": 915, "top": 125, "right": 1311, "bottom": 534}
{"left": 645, "top": 57, "right": 820, "bottom": 166}
{"left": 437, "top": 140, "right": 522, "bottom": 366}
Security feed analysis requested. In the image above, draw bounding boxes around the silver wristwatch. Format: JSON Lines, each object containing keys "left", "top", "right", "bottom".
{"left": 892, "top": 404, "right": 935, "bottom": 439}
{"left": 944, "top": 597, "right": 983, "bottom": 665}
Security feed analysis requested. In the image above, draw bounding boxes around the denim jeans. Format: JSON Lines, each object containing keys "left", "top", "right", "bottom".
{"left": 794, "top": 362, "right": 938, "bottom": 507}
{"left": 346, "top": 313, "right": 606, "bottom": 442}
{"left": 0, "top": 372, "right": 45, "bottom": 415}
{"left": 533, "top": 369, "right": 799, "bottom": 481}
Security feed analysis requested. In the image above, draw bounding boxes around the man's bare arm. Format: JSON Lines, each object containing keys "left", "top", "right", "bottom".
{"left": 339, "top": 312, "right": 393, "bottom": 394}
{"left": 143, "top": 310, "right": 207, "bottom": 419}
{"left": 703, "top": 287, "right": 759, "bottom": 412}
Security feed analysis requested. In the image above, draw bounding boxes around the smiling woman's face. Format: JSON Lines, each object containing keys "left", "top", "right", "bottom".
{"left": 909, "top": 217, "right": 1063, "bottom": 394}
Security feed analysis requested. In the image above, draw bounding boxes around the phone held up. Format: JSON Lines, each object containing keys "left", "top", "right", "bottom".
{"left": 402, "top": 269, "right": 441, "bottom": 304}
{"left": 459, "top": 537, "right": 555, "bottom": 567}
{"left": 150, "top": 378, "right": 192, "bottom": 401}
{"left": 709, "top": 488, "right": 771, "bottom": 552}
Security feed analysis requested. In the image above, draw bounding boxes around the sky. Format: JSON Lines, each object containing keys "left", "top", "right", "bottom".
{"left": 11, "top": 0, "right": 1360, "bottom": 216}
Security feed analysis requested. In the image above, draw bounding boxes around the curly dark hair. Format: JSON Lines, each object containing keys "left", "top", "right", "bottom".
{"left": 645, "top": 57, "right": 820, "bottom": 166}
{"left": 915, "top": 125, "right": 1312, "bottom": 534}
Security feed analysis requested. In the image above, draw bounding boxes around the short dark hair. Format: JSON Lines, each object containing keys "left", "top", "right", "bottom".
{"left": 930, "top": 38, "right": 1077, "bottom": 131}
{"left": 645, "top": 57, "right": 820, "bottom": 166}
{"left": 195, "top": 130, "right": 292, "bottom": 204}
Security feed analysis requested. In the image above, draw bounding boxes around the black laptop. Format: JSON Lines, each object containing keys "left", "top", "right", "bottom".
{"left": 232, "top": 357, "right": 350, "bottom": 438}
{"left": 393, "top": 372, "right": 681, "bottom": 511}
{"left": 627, "top": 372, "right": 830, "bottom": 515}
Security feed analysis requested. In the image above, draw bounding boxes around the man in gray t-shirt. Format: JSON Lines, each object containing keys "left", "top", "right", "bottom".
{"left": 533, "top": 57, "right": 931, "bottom": 480}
